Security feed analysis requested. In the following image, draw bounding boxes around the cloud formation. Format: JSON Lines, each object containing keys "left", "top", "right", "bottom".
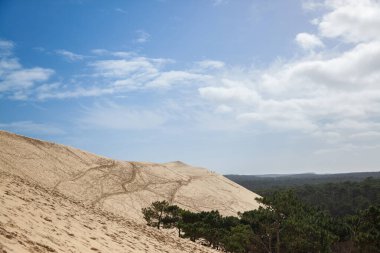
{"left": 196, "top": 60, "right": 225, "bottom": 70}
{"left": 1, "top": 0, "right": 380, "bottom": 152}
{"left": 317, "top": 0, "right": 380, "bottom": 43}
{"left": 0, "top": 39, "right": 54, "bottom": 100}
{"left": 55, "top": 49, "right": 85, "bottom": 61}
{"left": 0, "top": 39, "right": 14, "bottom": 56}
{"left": 295, "top": 33, "right": 324, "bottom": 50}
{"left": 0, "top": 45, "right": 210, "bottom": 100}
{"left": 198, "top": 0, "right": 380, "bottom": 152}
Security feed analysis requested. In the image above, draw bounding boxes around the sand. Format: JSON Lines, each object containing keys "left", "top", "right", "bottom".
{"left": 0, "top": 171, "right": 219, "bottom": 253}
{"left": 0, "top": 130, "right": 261, "bottom": 252}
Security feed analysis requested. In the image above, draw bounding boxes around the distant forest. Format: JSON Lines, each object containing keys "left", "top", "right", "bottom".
{"left": 142, "top": 172, "right": 380, "bottom": 253}
{"left": 225, "top": 171, "right": 380, "bottom": 190}
{"left": 225, "top": 171, "right": 380, "bottom": 217}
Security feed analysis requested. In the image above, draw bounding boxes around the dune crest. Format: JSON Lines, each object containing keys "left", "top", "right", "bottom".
{"left": 0, "top": 130, "right": 261, "bottom": 252}
{"left": 0, "top": 130, "right": 261, "bottom": 221}
{"left": 0, "top": 171, "right": 221, "bottom": 253}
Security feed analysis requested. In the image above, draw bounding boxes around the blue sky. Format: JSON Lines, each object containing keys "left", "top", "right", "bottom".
{"left": 1, "top": 0, "right": 380, "bottom": 174}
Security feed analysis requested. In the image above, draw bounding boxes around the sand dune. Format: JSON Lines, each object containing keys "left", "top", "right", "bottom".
{"left": 0, "top": 131, "right": 261, "bottom": 221}
{"left": 0, "top": 171, "right": 219, "bottom": 253}
{"left": 0, "top": 130, "right": 261, "bottom": 252}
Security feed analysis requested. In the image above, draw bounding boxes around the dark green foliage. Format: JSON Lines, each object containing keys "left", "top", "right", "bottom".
{"left": 229, "top": 176, "right": 380, "bottom": 217}
{"left": 180, "top": 210, "right": 228, "bottom": 248}
{"left": 222, "top": 225, "right": 253, "bottom": 253}
{"left": 284, "top": 178, "right": 380, "bottom": 217}
{"left": 239, "top": 191, "right": 337, "bottom": 253}
{"left": 162, "top": 204, "right": 181, "bottom": 228}
{"left": 282, "top": 210, "right": 338, "bottom": 253}
{"left": 141, "top": 182, "right": 380, "bottom": 253}
{"left": 142, "top": 200, "right": 170, "bottom": 229}
{"left": 239, "top": 208, "right": 277, "bottom": 253}
{"left": 225, "top": 172, "right": 380, "bottom": 191}
{"left": 142, "top": 203, "right": 249, "bottom": 252}
{"left": 178, "top": 210, "right": 203, "bottom": 241}
{"left": 346, "top": 205, "right": 380, "bottom": 253}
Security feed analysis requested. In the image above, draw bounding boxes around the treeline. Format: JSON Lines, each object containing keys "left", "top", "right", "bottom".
{"left": 225, "top": 172, "right": 380, "bottom": 191}
{"left": 142, "top": 191, "right": 380, "bottom": 253}
{"left": 238, "top": 177, "right": 380, "bottom": 217}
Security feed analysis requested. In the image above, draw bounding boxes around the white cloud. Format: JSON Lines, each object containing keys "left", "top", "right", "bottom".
{"left": 199, "top": 83, "right": 260, "bottom": 105}
{"left": 88, "top": 56, "right": 207, "bottom": 90}
{"left": 2, "top": 0, "right": 380, "bottom": 150}
{"left": 295, "top": 33, "right": 324, "bottom": 50}
{"left": 1, "top": 68, "right": 54, "bottom": 92}
{"left": 0, "top": 39, "right": 14, "bottom": 50}
{"left": 1, "top": 43, "right": 213, "bottom": 100}
{"left": 317, "top": 0, "right": 380, "bottom": 43}
{"left": 135, "top": 30, "right": 150, "bottom": 43}
{"left": 196, "top": 60, "right": 225, "bottom": 69}
{"left": 91, "top": 49, "right": 135, "bottom": 58}
{"left": 0, "top": 65, "right": 54, "bottom": 95}
{"left": 56, "top": 49, "right": 85, "bottom": 61}
{"left": 2, "top": 1, "right": 380, "bottom": 173}
{"left": 0, "top": 58, "right": 21, "bottom": 75}
{"left": 90, "top": 58, "right": 159, "bottom": 79}
{"left": 35, "top": 84, "right": 115, "bottom": 100}
{"left": 197, "top": 0, "right": 380, "bottom": 142}
{"left": 0, "top": 45, "right": 213, "bottom": 100}
{"left": 215, "top": 104, "right": 233, "bottom": 113}
{"left": 302, "top": 0, "right": 325, "bottom": 11}
{"left": 147, "top": 71, "right": 209, "bottom": 88}
{"left": 0, "top": 39, "right": 14, "bottom": 56}
{"left": 0, "top": 40, "right": 54, "bottom": 99}
{"left": 258, "top": 41, "right": 380, "bottom": 94}
{"left": 112, "top": 51, "right": 134, "bottom": 58}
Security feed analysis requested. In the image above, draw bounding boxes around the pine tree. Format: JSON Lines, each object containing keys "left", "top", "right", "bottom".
{"left": 142, "top": 200, "right": 170, "bottom": 229}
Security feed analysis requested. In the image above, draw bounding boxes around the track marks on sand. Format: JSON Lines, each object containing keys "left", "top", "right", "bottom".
{"left": 0, "top": 172, "right": 218, "bottom": 253}
{"left": 52, "top": 160, "right": 208, "bottom": 210}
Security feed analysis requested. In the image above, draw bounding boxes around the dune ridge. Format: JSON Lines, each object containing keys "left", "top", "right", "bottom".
{"left": 0, "top": 171, "right": 220, "bottom": 253}
{"left": 0, "top": 130, "right": 261, "bottom": 221}
{"left": 0, "top": 130, "right": 261, "bottom": 252}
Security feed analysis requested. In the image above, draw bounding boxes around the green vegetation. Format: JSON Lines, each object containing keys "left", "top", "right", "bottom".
{"left": 225, "top": 171, "right": 380, "bottom": 191}
{"left": 349, "top": 206, "right": 380, "bottom": 252}
{"left": 260, "top": 178, "right": 380, "bottom": 217}
{"left": 142, "top": 200, "right": 169, "bottom": 229}
{"left": 142, "top": 194, "right": 380, "bottom": 252}
{"left": 228, "top": 175, "right": 380, "bottom": 217}
{"left": 239, "top": 191, "right": 338, "bottom": 253}
{"left": 142, "top": 174, "right": 380, "bottom": 252}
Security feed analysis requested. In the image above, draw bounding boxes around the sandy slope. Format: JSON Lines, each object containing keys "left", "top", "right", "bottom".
{"left": 0, "top": 171, "right": 219, "bottom": 253}
{"left": 0, "top": 130, "right": 261, "bottom": 252}
{"left": 0, "top": 131, "right": 261, "bottom": 221}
